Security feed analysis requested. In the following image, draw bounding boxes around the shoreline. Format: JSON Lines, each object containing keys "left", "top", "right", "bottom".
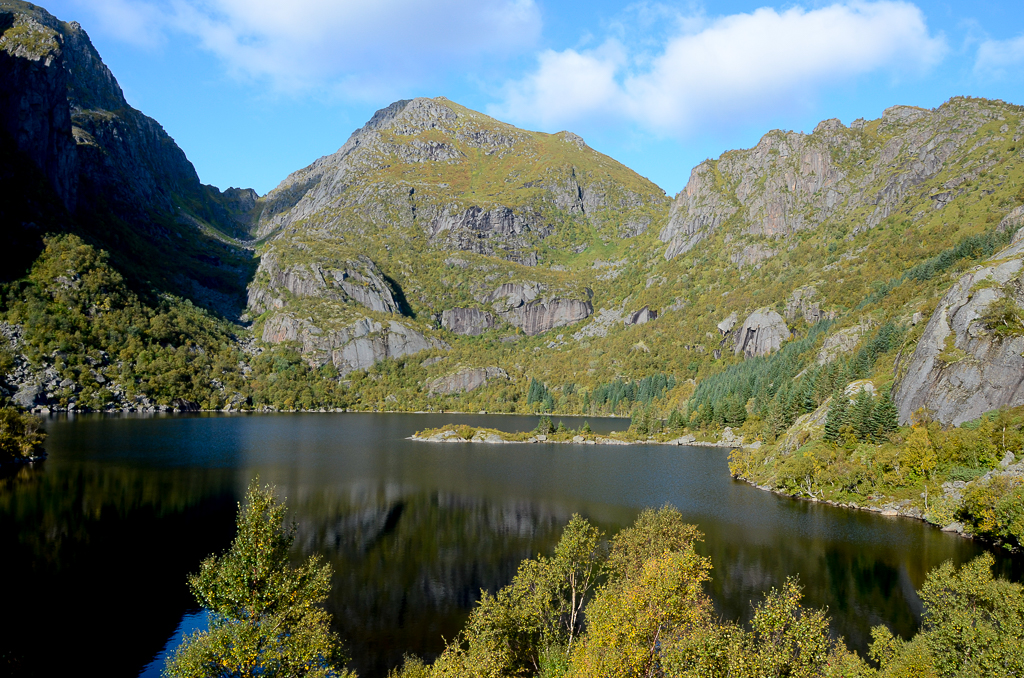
{"left": 409, "top": 429, "right": 746, "bottom": 448}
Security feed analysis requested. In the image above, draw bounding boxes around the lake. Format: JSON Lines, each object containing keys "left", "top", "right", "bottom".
{"left": 0, "top": 412, "right": 1015, "bottom": 677}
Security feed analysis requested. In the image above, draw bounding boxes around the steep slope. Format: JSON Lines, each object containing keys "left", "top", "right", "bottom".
{"left": 0, "top": 0, "right": 256, "bottom": 314}
{"left": 247, "top": 97, "right": 669, "bottom": 373}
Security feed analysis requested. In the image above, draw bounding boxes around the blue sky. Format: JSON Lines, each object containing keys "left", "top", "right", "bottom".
{"left": 44, "top": 0, "right": 1024, "bottom": 197}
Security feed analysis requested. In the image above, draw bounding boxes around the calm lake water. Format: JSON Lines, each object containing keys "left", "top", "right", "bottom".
{"left": 0, "top": 412, "right": 1017, "bottom": 677}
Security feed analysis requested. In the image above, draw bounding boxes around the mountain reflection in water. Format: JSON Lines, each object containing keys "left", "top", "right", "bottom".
{"left": 0, "top": 412, "right": 1016, "bottom": 678}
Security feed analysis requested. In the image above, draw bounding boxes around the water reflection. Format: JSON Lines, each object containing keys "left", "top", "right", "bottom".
{"left": 0, "top": 412, "right": 1015, "bottom": 678}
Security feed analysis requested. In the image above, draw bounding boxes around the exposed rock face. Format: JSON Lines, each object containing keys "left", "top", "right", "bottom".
{"left": 0, "top": 11, "right": 76, "bottom": 209}
{"left": 510, "top": 298, "right": 592, "bottom": 336}
{"left": 734, "top": 309, "right": 791, "bottom": 357}
{"left": 896, "top": 236, "right": 1024, "bottom": 425}
{"left": 261, "top": 314, "right": 447, "bottom": 375}
{"left": 625, "top": 307, "right": 657, "bottom": 326}
{"left": 441, "top": 308, "right": 495, "bottom": 336}
{"left": 999, "top": 205, "right": 1024, "bottom": 234}
{"left": 427, "top": 367, "right": 509, "bottom": 395}
{"left": 485, "top": 283, "right": 593, "bottom": 336}
{"left": 717, "top": 312, "right": 738, "bottom": 335}
{"left": 785, "top": 286, "right": 830, "bottom": 324}
{"left": 816, "top": 322, "right": 873, "bottom": 365}
{"left": 428, "top": 205, "right": 542, "bottom": 264}
{"left": 248, "top": 252, "right": 400, "bottom": 315}
{"left": 660, "top": 100, "right": 1008, "bottom": 261}
{"left": 730, "top": 243, "right": 777, "bottom": 269}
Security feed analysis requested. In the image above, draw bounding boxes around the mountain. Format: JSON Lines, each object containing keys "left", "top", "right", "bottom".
{"left": 2, "top": 0, "right": 1024, "bottom": 440}
{"left": 0, "top": 0, "right": 255, "bottom": 315}
{"left": 246, "top": 96, "right": 669, "bottom": 374}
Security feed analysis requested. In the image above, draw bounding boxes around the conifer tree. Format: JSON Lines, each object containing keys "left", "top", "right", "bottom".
{"left": 872, "top": 389, "right": 900, "bottom": 439}
{"left": 852, "top": 388, "right": 875, "bottom": 442}
{"left": 824, "top": 389, "right": 848, "bottom": 444}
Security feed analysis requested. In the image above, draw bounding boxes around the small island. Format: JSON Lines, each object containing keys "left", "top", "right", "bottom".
{"left": 410, "top": 416, "right": 750, "bottom": 447}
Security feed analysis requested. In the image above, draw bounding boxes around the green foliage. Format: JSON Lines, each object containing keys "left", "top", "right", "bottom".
{"left": 919, "top": 553, "right": 1024, "bottom": 676}
{"left": 981, "top": 295, "right": 1024, "bottom": 338}
{"left": 0, "top": 407, "right": 45, "bottom": 463}
{"left": 1, "top": 234, "right": 246, "bottom": 410}
{"left": 590, "top": 374, "right": 676, "bottom": 415}
{"left": 860, "top": 228, "right": 1012, "bottom": 309}
{"left": 165, "top": 480, "right": 349, "bottom": 678}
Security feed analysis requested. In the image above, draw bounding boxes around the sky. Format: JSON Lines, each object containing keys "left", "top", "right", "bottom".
{"left": 42, "top": 0, "right": 1024, "bottom": 197}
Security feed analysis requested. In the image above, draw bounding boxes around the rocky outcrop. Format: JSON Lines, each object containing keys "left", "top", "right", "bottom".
{"left": 441, "top": 308, "right": 495, "bottom": 336}
{"left": 717, "top": 312, "right": 738, "bottom": 336}
{"left": 896, "top": 235, "right": 1024, "bottom": 425}
{"left": 625, "top": 307, "right": 657, "bottom": 326}
{"left": 485, "top": 283, "right": 593, "bottom": 336}
{"left": 261, "top": 314, "right": 447, "bottom": 375}
{"left": 730, "top": 243, "right": 776, "bottom": 269}
{"left": 734, "top": 309, "right": 791, "bottom": 357}
{"left": 248, "top": 252, "right": 400, "bottom": 315}
{"left": 660, "top": 99, "right": 1008, "bottom": 261}
{"left": 427, "top": 367, "right": 509, "bottom": 395}
{"left": 509, "top": 298, "right": 593, "bottom": 336}
{"left": 429, "top": 205, "right": 544, "bottom": 263}
{"left": 784, "top": 286, "right": 831, "bottom": 325}
{"left": 816, "top": 322, "right": 873, "bottom": 365}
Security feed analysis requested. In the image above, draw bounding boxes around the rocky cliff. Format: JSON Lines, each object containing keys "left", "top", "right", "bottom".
{"left": 660, "top": 100, "right": 1017, "bottom": 270}
{"left": 427, "top": 367, "right": 509, "bottom": 395}
{"left": 261, "top": 314, "right": 447, "bottom": 376}
{"left": 0, "top": 0, "right": 256, "bottom": 314}
{"left": 896, "top": 232, "right": 1024, "bottom": 425}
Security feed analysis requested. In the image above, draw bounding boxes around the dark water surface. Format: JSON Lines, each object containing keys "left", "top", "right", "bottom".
{"left": 0, "top": 412, "right": 1016, "bottom": 677}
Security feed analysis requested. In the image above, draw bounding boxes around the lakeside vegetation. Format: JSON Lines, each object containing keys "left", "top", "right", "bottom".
{"left": 174, "top": 486, "right": 1024, "bottom": 678}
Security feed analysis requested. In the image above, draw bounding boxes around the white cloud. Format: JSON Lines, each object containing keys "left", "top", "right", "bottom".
{"left": 494, "top": 1, "right": 946, "bottom": 135}
{"left": 975, "top": 34, "right": 1024, "bottom": 77}
{"left": 75, "top": 0, "right": 542, "bottom": 93}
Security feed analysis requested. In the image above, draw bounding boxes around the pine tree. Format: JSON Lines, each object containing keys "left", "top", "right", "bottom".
{"left": 872, "top": 389, "right": 900, "bottom": 439}
{"left": 726, "top": 396, "right": 747, "bottom": 426}
{"left": 536, "top": 415, "right": 554, "bottom": 434}
{"left": 824, "top": 389, "right": 848, "bottom": 444}
{"left": 852, "top": 388, "right": 875, "bottom": 442}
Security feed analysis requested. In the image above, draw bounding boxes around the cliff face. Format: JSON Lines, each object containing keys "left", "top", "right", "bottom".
{"left": 261, "top": 314, "right": 447, "bottom": 376}
{"left": 0, "top": 0, "right": 256, "bottom": 315}
{"left": 0, "top": 9, "right": 75, "bottom": 209}
{"left": 896, "top": 232, "right": 1024, "bottom": 425}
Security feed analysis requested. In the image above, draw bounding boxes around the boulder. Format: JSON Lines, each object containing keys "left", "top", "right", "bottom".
{"left": 895, "top": 235, "right": 1024, "bottom": 425}
{"left": 625, "top": 306, "right": 657, "bottom": 326}
{"left": 13, "top": 383, "right": 43, "bottom": 409}
{"left": 427, "top": 367, "right": 509, "bottom": 395}
{"left": 441, "top": 308, "right": 495, "bottom": 336}
{"left": 733, "top": 309, "right": 791, "bottom": 357}
{"left": 717, "top": 312, "right": 738, "bottom": 336}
